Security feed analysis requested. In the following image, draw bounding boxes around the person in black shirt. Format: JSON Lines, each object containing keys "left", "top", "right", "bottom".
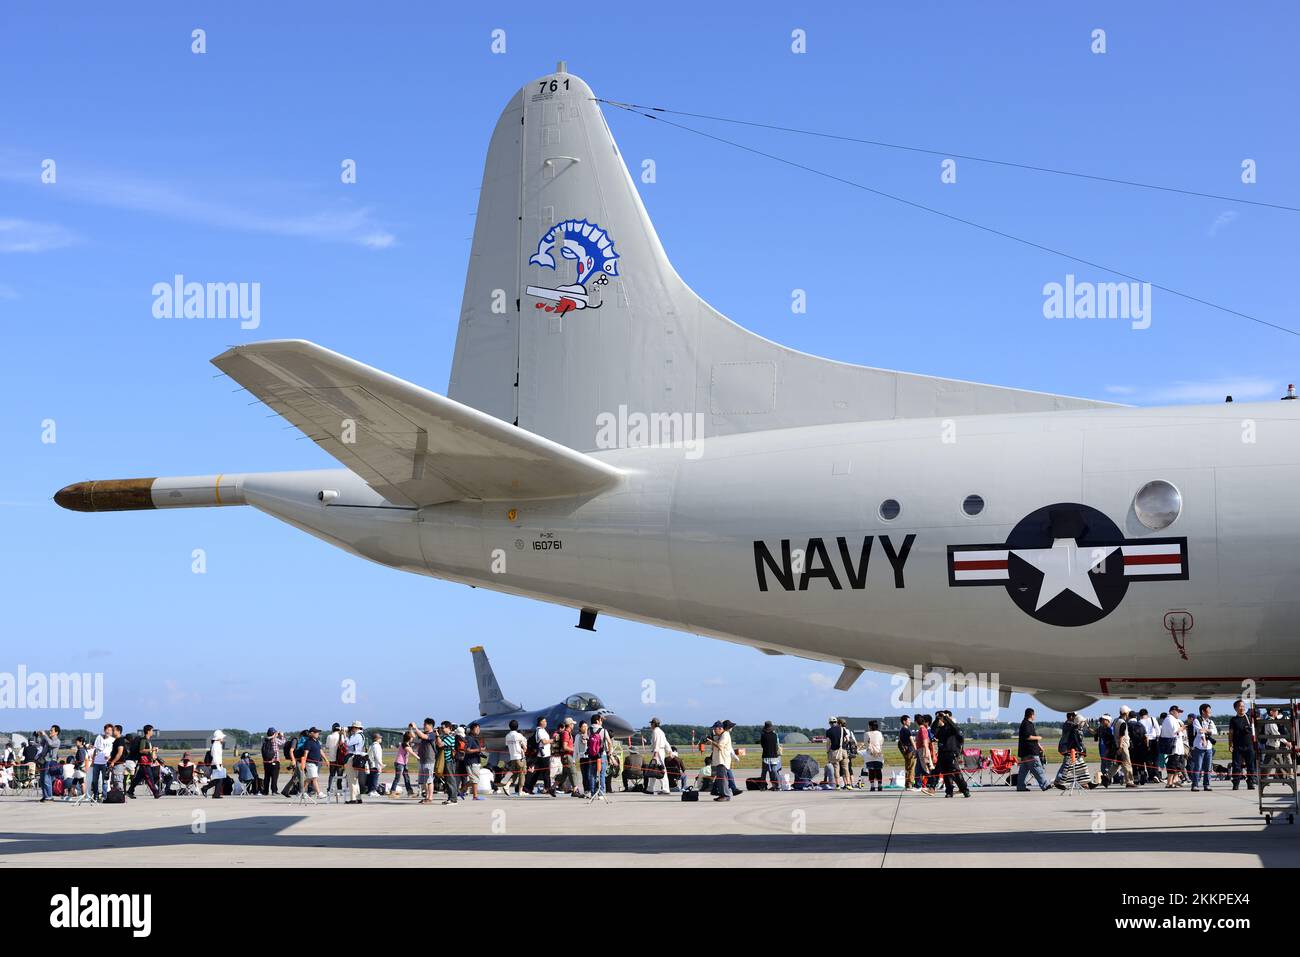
{"left": 107, "top": 726, "right": 128, "bottom": 793}
{"left": 1016, "top": 707, "right": 1049, "bottom": 791}
{"left": 758, "top": 721, "right": 782, "bottom": 791}
{"left": 127, "top": 725, "right": 161, "bottom": 799}
{"left": 1093, "top": 715, "right": 1117, "bottom": 787}
{"left": 897, "top": 715, "right": 917, "bottom": 789}
{"left": 1228, "top": 698, "right": 1256, "bottom": 791}
{"left": 933, "top": 712, "right": 970, "bottom": 797}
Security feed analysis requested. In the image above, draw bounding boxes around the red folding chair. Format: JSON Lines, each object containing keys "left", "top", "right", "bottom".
{"left": 961, "top": 747, "right": 989, "bottom": 786}
{"left": 988, "top": 748, "right": 1017, "bottom": 786}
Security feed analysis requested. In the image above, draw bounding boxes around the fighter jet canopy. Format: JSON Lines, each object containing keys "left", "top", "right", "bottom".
{"left": 565, "top": 693, "right": 604, "bottom": 711}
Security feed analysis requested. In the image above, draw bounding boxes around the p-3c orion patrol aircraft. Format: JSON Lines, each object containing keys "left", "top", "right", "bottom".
{"left": 55, "top": 65, "right": 1300, "bottom": 714}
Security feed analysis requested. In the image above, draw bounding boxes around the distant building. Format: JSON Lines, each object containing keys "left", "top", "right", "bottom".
{"left": 841, "top": 716, "right": 902, "bottom": 735}
{"left": 780, "top": 732, "right": 810, "bottom": 745}
{"left": 150, "top": 730, "right": 226, "bottom": 750}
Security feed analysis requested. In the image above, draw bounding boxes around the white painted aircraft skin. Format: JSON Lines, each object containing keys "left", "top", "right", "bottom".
{"left": 55, "top": 67, "right": 1300, "bottom": 711}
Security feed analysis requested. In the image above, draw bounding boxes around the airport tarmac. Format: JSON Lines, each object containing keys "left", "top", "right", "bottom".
{"left": 1, "top": 779, "right": 1296, "bottom": 867}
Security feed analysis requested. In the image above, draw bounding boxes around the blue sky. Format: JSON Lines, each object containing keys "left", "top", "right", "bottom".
{"left": 2, "top": 3, "right": 1297, "bottom": 733}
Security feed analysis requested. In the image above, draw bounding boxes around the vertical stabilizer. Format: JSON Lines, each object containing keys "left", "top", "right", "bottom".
{"left": 471, "top": 646, "right": 520, "bottom": 716}
{"left": 448, "top": 65, "right": 1117, "bottom": 452}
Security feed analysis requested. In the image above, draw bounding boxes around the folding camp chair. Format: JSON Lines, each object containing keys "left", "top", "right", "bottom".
{"left": 174, "top": 764, "right": 199, "bottom": 796}
{"left": 988, "top": 748, "right": 1017, "bottom": 786}
{"left": 961, "top": 748, "right": 988, "bottom": 787}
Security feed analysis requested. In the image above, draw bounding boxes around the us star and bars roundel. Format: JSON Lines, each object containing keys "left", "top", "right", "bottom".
{"left": 946, "top": 503, "right": 1188, "bottom": 627}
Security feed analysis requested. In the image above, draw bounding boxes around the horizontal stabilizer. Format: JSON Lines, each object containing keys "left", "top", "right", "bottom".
{"left": 212, "top": 340, "right": 623, "bottom": 507}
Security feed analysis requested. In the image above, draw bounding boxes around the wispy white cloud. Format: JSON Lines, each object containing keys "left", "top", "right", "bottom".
{"left": 1208, "top": 209, "right": 1239, "bottom": 238}
{"left": 1104, "top": 377, "right": 1278, "bottom": 404}
{"left": 0, "top": 283, "right": 18, "bottom": 299}
{"left": 0, "top": 218, "right": 80, "bottom": 253}
{"left": 0, "top": 151, "right": 396, "bottom": 249}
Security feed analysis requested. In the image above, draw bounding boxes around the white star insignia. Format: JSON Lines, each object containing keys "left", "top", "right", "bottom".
{"left": 1011, "top": 538, "right": 1118, "bottom": 611}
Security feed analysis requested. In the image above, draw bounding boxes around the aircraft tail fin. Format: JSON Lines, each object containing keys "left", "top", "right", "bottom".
{"left": 448, "top": 65, "right": 1118, "bottom": 453}
{"left": 471, "top": 646, "right": 520, "bottom": 716}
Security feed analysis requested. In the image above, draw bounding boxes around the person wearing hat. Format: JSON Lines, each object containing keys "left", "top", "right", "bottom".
{"left": 1158, "top": 706, "right": 1182, "bottom": 781}
{"left": 297, "top": 727, "right": 324, "bottom": 799}
{"left": 1092, "top": 715, "right": 1115, "bottom": 787}
{"left": 261, "top": 727, "right": 283, "bottom": 796}
{"left": 202, "top": 730, "right": 227, "bottom": 798}
{"left": 707, "top": 720, "right": 735, "bottom": 801}
{"left": 826, "top": 716, "right": 851, "bottom": 790}
{"left": 552, "top": 718, "right": 578, "bottom": 795}
{"left": 322, "top": 723, "right": 343, "bottom": 797}
{"left": 1189, "top": 703, "right": 1217, "bottom": 792}
{"left": 646, "top": 718, "right": 671, "bottom": 795}
{"left": 1164, "top": 706, "right": 1189, "bottom": 788}
{"left": 344, "top": 720, "right": 367, "bottom": 804}
{"left": 1112, "top": 706, "right": 1136, "bottom": 787}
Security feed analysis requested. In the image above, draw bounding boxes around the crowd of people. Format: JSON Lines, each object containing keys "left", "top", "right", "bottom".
{"left": 1011, "top": 699, "right": 1291, "bottom": 793}
{"left": 2, "top": 700, "right": 1292, "bottom": 804}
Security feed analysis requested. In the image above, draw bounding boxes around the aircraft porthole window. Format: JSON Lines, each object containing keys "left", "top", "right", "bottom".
{"left": 1134, "top": 480, "right": 1182, "bottom": 530}
{"left": 879, "top": 498, "right": 901, "bottom": 521}
{"left": 962, "top": 494, "right": 985, "bottom": 517}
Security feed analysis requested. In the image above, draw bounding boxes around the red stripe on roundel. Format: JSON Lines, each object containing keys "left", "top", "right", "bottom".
{"left": 1124, "top": 553, "right": 1181, "bottom": 566}
{"left": 953, "top": 559, "right": 1008, "bottom": 571}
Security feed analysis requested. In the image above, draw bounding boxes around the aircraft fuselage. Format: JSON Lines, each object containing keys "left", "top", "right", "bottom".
{"left": 238, "top": 400, "right": 1300, "bottom": 704}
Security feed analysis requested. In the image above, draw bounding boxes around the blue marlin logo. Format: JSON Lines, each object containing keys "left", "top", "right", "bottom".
{"left": 528, "top": 218, "right": 620, "bottom": 292}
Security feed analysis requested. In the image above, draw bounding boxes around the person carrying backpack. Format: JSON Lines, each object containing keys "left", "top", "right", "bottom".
{"left": 934, "top": 711, "right": 970, "bottom": 798}
{"left": 587, "top": 715, "right": 612, "bottom": 797}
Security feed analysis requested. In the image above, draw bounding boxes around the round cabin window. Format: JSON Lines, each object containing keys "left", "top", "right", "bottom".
{"left": 879, "top": 498, "right": 901, "bottom": 521}
{"left": 962, "top": 494, "right": 985, "bottom": 517}
{"left": 1134, "top": 480, "right": 1182, "bottom": 530}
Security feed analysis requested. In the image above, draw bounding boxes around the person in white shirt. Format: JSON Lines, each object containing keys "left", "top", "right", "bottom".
{"left": 1163, "top": 706, "right": 1187, "bottom": 788}
{"left": 525, "top": 718, "right": 556, "bottom": 796}
{"left": 322, "top": 724, "right": 343, "bottom": 796}
{"left": 344, "top": 721, "right": 367, "bottom": 804}
{"left": 500, "top": 720, "right": 527, "bottom": 796}
{"left": 203, "top": 730, "right": 226, "bottom": 799}
{"left": 647, "top": 718, "right": 671, "bottom": 795}
{"left": 91, "top": 723, "right": 113, "bottom": 801}
{"left": 1189, "top": 703, "right": 1217, "bottom": 792}
{"left": 707, "top": 720, "right": 736, "bottom": 801}
{"left": 365, "top": 732, "right": 383, "bottom": 796}
{"left": 864, "top": 720, "right": 886, "bottom": 791}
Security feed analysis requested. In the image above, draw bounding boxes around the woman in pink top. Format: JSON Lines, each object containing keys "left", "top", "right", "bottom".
{"left": 390, "top": 731, "right": 414, "bottom": 798}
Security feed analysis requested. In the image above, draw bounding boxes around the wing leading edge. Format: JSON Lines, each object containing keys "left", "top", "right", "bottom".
{"left": 212, "top": 339, "right": 624, "bottom": 507}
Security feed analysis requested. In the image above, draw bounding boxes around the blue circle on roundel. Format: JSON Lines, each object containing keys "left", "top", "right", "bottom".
{"left": 1003, "top": 503, "right": 1129, "bottom": 627}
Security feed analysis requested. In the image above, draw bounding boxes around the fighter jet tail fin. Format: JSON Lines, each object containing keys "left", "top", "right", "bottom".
{"left": 447, "top": 65, "right": 1119, "bottom": 454}
{"left": 471, "top": 646, "right": 520, "bottom": 716}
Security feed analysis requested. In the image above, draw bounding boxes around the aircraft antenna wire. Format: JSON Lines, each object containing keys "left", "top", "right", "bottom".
{"left": 595, "top": 98, "right": 1300, "bottom": 214}
{"left": 598, "top": 100, "right": 1299, "bottom": 339}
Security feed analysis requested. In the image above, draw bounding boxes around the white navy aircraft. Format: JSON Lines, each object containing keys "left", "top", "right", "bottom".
{"left": 56, "top": 65, "right": 1300, "bottom": 713}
